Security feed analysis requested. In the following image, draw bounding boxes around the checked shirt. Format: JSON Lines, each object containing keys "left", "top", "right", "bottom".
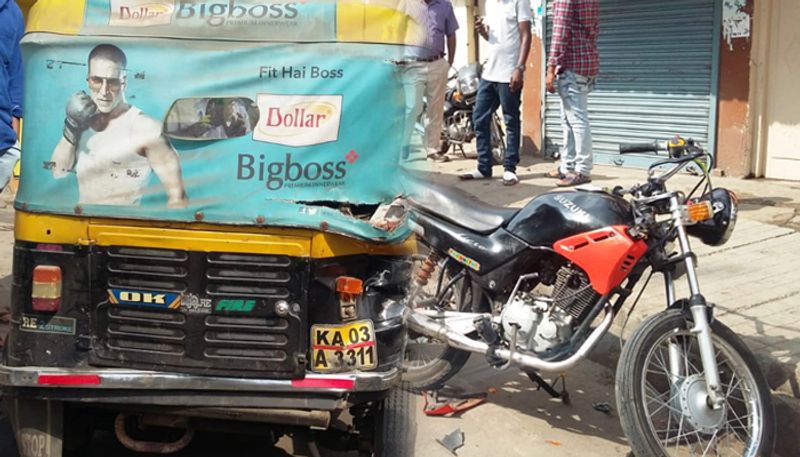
{"left": 547, "top": 0, "right": 600, "bottom": 78}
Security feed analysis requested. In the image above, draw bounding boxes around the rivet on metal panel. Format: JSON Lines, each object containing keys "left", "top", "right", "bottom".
{"left": 320, "top": 221, "right": 329, "bottom": 231}
{"left": 194, "top": 211, "right": 204, "bottom": 221}
{"left": 275, "top": 300, "right": 290, "bottom": 317}
{"left": 74, "top": 205, "right": 83, "bottom": 215}
{"left": 20, "top": 202, "right": 28, "bottom": 210}
{"left": 256, "top": 215, "right": 266, "bottom": 225}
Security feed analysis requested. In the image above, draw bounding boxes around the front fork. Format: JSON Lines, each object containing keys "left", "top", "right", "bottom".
{"left": 666, "top": 195, "right": 725, "bottom": 409}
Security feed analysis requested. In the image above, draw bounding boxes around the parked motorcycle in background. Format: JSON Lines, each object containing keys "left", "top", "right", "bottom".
{"left": 394, "top": 136, "right": 775, "bottom": 457}
{"left": 438, "top": 63, "right": 505, "bottom": 165}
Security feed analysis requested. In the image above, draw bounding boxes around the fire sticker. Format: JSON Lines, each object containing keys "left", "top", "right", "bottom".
{"left": 447, "top": 248, "right": 481, "bottom": 271}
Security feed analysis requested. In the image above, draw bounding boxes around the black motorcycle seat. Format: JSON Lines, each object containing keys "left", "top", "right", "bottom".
{"left": 405, "top": 177, "right": 520, "bottom": 234}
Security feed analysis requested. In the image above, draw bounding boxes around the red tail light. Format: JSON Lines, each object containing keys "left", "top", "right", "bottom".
{"left": 32, "top": 265, "right": 62, "bottom": 313}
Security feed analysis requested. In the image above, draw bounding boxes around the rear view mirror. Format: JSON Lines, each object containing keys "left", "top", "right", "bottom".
{"left": 164, "top": 97, "right": 259, "bottom": 140}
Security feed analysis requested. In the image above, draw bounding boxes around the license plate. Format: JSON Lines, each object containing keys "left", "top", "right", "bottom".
{"left": 310, "top": 320, "right": 377, "bottom": 372}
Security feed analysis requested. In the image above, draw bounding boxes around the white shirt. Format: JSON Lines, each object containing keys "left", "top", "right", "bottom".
{"left": 75, "top": 107, "right": 160, "bottom": 205}
{"left": 482, "top": 0, "right": 532, "bottom": 83}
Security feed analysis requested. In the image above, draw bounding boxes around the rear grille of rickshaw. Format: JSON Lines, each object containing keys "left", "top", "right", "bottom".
{"left": 91, "top": 247, "right": 308, "bottom": 378}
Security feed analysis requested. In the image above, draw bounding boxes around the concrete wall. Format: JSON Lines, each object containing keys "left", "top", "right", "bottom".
{"left": 715, "top": 0, "right": 754, "bottom": 177}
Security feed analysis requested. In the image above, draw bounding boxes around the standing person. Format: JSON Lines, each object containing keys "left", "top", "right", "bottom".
{"left": 0, "top": 0, "right": 24, "bottom": 196}
{"left": 545, "top": 0, "right": 599, "bottom": 187}
{"left": 397, "top": 0, "right": 458, "bottom": 162}
{"left": 459, "top": 0, "right": 531, "bottom": 186}
{"left": 49, "top": 44, "right": 188, "bottom": 207}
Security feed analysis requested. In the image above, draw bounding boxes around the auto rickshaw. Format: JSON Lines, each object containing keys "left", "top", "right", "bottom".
{"left": 1, "top": 1, "right": 425, "bottom": 455}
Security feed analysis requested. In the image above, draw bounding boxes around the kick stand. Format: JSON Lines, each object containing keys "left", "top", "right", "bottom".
{"left": 456, "top": 143, "right": 467, "bottom": 159}
{"left": 526, "top": 371, "right": 570, "bottom": 405}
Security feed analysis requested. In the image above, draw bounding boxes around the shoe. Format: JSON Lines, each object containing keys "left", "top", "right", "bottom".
{"left": 427, "top": 153, "right": 450, "bottom": 163}
{"left": 545, "top": 169, "right": 566, "bottom": 179}
{"left": 502, "top": 170, "right": 519, "bottom": 186}
{"left": 556, "top": 172, "right": 591, "bottom": 187}
{"left": 459, "top": 169, "right": 491, "bottom": 180}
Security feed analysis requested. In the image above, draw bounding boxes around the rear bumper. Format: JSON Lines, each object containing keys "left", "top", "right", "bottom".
{"left": 0, "top": 365, "right": 399, "bottom": 394}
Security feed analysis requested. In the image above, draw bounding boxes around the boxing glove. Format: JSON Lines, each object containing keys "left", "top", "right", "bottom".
{"left": 63, "top": 91, "right": 97, "bottom": 145}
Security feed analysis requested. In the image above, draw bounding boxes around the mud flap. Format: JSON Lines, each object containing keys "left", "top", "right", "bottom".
{"left": 9, "top": 398, "right": 63, "bottom": 457}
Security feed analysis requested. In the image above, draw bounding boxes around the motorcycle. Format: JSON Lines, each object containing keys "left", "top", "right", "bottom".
{"left": 438, "top": 63, "right": 505, "bottom": 165}
{"left": 398, "top": 137, "right": 775, "bottom": 456}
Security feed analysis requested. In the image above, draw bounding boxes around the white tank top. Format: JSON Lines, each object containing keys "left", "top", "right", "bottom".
{"left": 75, "top": 107, "right": 156, "bottom": 206}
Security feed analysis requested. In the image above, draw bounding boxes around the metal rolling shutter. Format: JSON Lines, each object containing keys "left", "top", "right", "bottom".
{"left": 543, "top": 0, "right": 721, "bottom": 168}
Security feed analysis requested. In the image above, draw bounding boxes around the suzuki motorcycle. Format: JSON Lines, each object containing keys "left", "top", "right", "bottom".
{"left": 399, "top": 137, "right": 775, "bottom": 456}
{"left": 439, "top": 63, "right": 505, "bottom": 165}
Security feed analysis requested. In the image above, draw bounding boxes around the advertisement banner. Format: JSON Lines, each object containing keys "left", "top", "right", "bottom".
{"left": 18, "top": 34, "right": 411, "bottom": 240}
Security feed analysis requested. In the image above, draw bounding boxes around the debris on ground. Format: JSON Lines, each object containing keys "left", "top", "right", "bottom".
{"left": 592, "top": 402, "right": 613, "bottom": 415}
{"left": 436, "top": 428, "right": 465, "bottom": 455}
{"left": 422, "top": 390, "right": 487, "bottom": 416}
{"left": 545, "top": 439, "right": 562, "bottom": 447}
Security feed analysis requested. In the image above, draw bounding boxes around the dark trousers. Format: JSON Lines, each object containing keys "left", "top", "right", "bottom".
{"left": 472, "top": 78, "right": 521, "bottom": 177}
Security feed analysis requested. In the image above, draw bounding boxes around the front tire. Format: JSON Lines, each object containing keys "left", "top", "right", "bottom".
{"left": 616, "top": 310, "right": 775, "bottom": 457}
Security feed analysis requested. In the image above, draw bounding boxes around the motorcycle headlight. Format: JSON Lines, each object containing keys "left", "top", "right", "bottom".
{"left": 685, "top": 188, "right": 738, "bottom": 246}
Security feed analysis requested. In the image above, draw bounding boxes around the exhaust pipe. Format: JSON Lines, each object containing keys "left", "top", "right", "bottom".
{"left": 405, "top": 305, "right": 615, "bottom": 372}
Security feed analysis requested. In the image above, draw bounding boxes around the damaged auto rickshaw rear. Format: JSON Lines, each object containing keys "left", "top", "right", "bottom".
{"left": 1, "top": 1, "right": 425, "bottom": 455}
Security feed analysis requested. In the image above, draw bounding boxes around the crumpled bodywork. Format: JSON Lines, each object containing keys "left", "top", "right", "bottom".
{"left": 17, "top": 0, "right": 430, "bottom": 242}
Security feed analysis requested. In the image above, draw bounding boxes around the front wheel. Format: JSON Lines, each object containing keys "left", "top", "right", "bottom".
{"left": 616, "top": 310, "right": 775, "bottom": 457}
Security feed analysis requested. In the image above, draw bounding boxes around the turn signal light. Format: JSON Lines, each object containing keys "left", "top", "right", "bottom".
{"left": 336, "top": 276, "right": 363, "bottom": 321}
{"left": 453, "top": 91, "right": 463, "bottom": 102}
{"left": 687, "top": 201, "right": 714, "bottom": 222}
{"left": 32, "top": 265, "right": 62, "bottom": 313}
{"left": 336, "top": 276, "right": 363, "bottom": 296}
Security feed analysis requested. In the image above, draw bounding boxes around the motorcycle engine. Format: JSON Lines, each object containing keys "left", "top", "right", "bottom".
{"left": 445, "top": 110, "right": 472, "bottom": 142}
{"left": 500, "top": 266, "right": 600, "bottom": 354}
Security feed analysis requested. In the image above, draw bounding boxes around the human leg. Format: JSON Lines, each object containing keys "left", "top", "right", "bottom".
{"left": 398, "top": 63, "right": 427, "bottom": 160}
{"left": 423, "top": 58, "right": 449, "bottom": 157}
{"left": 498, "top": 83, "right": 522, "bottom": 174}
{"left": 559, "top": 71, "right": 593, "bottom": 176}
{"left": 471, "top": 79, "right": 500, "bottom": 177}
{"left": 0, "top": 143, "right": 21, "bottom": 191}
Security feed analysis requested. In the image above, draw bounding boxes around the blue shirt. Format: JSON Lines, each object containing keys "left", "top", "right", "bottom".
{"left": 405, "top": 0, "right": 459, "bottom": 59}
{"left": 0, "top": 0, "right": 24, "bottom": 150}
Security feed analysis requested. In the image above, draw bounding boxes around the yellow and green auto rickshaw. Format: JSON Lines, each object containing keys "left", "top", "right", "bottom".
{"left": 1, "top": 1, "right": 428, "bottom": 455}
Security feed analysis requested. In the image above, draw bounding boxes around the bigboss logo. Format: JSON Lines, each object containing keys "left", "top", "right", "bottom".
{"left": 253, "top": 94, "right": 342, "bottom": 147}
{"left": 237, "top": 152, "right": 352, "bottom": 191}
{"left": 109, "top": 0, "right": 175, "bottom": 26}
{"left": 175, "top": 0, "right": 299, "bottom": 27}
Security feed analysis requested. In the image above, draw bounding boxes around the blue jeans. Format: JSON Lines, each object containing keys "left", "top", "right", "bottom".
{"left": 557, "top": 71, "right": 595, "bottom": 176}
{"left": 473, "top": 79, "right": 521, "bottom": 177}
{"left": 0, "top": 142, "right": 20, "bottom": 190}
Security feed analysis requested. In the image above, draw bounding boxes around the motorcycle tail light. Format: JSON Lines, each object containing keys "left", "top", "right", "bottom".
{"left": 687, "top": 201, "right": 713, "bottom": 222}
{"left": 32, "top": 265, "right": 62, "bottom": 313}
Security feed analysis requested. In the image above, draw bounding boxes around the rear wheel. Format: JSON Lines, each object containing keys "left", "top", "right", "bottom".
{"left": 616, "top": 310, "right": 775, "bottom": 457}
{"left": 402, "top": 262, "right": 473, "bottom": 391}
{"left": 357, "top": 387, "right": 416, "bottom": 457}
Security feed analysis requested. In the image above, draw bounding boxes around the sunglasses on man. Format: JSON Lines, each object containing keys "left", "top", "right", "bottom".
{"left": 87, "top": 75, "right": 124, "bottom": 91}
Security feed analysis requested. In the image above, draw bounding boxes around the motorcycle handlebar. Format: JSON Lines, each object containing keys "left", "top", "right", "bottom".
{"left": 619, "top": 141, "right": 660, "bottom": 154}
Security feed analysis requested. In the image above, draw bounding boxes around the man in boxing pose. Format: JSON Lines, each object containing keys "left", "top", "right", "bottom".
{"left": 50, "top": 44, "right": 187, "bottom": 207}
